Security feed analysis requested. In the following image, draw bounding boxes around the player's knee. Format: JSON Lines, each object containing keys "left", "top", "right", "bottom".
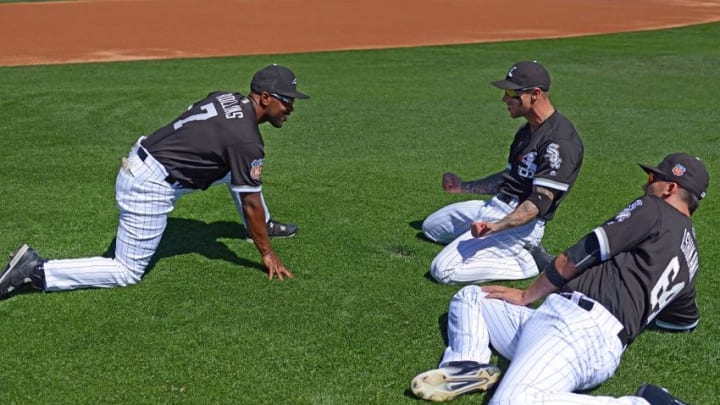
{"left": 429, "top": 259, "right": 459, "bottom": 285}
{"left": 116, "top": 261, "right": 146, "bottom": 286}
{"left": 116, "top": 269, "right": 143, "bottom": 287}
{"left": 454, "top": 285, "right": 484, "bottom": 301}
{"left": 421, "top": 218, "right": 442, "bottom": 243}
{"left": 126, "top": 271, "right": 143, "bottom": 285}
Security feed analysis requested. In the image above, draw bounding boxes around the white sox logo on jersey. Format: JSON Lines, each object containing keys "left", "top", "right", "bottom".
{"left": 517, "top": 151, "right": 537, "bottom": 178}
{"left": 545, "top": 143, "right": 562, "bottom": 175}
{"left": 608, "top": 199, "right": 643, "bottom": 224}
{"left": 250, "top": 159, "right": 264, "bottom": 180}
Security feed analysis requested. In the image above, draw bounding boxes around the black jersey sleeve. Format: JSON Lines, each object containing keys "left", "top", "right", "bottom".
{"left": 594, "top": 197, "right": 660, "bottom": 260}
{"left": 226, "top": 141, "right": 264, "bottom": 192}
{"left": 531, "top": 117, "right": 583, "bottom": 195}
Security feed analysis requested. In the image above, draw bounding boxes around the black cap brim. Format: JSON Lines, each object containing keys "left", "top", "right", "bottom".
{"left": 279, "top": 90, "right": 310, "bottom": 100}
{"left": 638, "top": 163, "right": 659, "bottom": 175}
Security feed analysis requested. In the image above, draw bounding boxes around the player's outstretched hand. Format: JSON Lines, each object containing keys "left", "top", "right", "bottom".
{"left": 442, "top": 172, "right": 462, "bottom": 193}
{"left": 482, "top": 285, "right": 527, "bottom": 306}
{"left": 262, "top": 252, "right": 294, "bottom": 281}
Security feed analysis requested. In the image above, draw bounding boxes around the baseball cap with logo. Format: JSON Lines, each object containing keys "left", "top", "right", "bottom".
{"left": 640, "top": 153, "right": 709, "bottom": 200}
{"left": 251, "top": 64, "right": 310, "bottom": 99}
{"left": 492, "top": 60, "right": 551, "bottom": 91}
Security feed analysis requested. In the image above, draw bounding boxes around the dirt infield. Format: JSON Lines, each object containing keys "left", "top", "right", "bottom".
{"left": 1, "top": 0, "right": 720, "bottom": 66}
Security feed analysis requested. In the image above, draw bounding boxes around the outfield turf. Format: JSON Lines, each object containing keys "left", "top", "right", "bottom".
{"left": 1, "top": 22, "right": 719, "bottom": 404}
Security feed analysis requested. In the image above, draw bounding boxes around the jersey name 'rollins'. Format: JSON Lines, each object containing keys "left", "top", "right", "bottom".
{"left": 216, "top": 92, "right": 244, "bottom": 119}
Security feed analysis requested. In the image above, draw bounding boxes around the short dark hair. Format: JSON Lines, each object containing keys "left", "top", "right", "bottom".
{"left": 678, "top": 187, "right": 700, "bottom": 215}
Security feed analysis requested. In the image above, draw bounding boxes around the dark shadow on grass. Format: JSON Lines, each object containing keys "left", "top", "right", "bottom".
{"left": 409, "top": 219, "right": 424, "bottom": 230}
{"left": 411, "top": 220, "right": 446, "bottom": 246}
{"left": 102, "top": 217, "right": 265, "bottom": 276}
{"left": 1, "top": 218, "right": 275, "bottom": 301}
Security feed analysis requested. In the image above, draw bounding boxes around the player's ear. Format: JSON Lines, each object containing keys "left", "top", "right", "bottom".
{"left": 665, "top": 181, "right": 679, "bottom": 197}
{"left": 259, "top": 92, "right": 273, "bottom": 108}
{"left": 530, "top": 87, "right": 541, "bottom": 101}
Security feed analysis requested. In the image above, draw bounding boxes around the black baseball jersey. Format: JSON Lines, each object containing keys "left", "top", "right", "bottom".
{"left": 498, "top": 111, "right": 583, "bottom": 220}
{"left": 141, "top": 91, "right": 264, "bottom": 191}
{"left": 565, "top": 195, "right": 700, "bottom": 344}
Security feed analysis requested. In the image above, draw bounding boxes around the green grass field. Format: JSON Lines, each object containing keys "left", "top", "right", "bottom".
{"left": 1, "top": 22, "right": 719, "bottom": 404}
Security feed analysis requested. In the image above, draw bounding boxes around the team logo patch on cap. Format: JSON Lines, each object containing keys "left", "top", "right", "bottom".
{"left": 672, "top": 164, "right": 686, "bottom": 176}
{"left": 250, "top": 159, "right": 264, "bottom": 180}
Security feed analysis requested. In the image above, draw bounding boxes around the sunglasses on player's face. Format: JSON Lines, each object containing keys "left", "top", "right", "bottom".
{"left": 503, "top": 88, "right": 534, "bottom": 99}
{"left": 647, "top": 172, "right": 675, "bottom": 185}
{"left": 270, "top": 92, "right": 294, "bottom": 105}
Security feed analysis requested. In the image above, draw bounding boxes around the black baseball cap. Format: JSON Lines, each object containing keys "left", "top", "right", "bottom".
{"left": 250, "top": 64, "right": 309, "bottom": 99}
{"left": 492, "top": 60, "right": 551, "bottom": 91}
{"left": 640, "top": 153, "right": 709, "bottom": 200}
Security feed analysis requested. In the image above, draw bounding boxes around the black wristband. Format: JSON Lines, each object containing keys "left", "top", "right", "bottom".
{"left": 543, "top": 258, "right": 568, "bottom": 288}
{"left": 526, "top": 191, "right": 553, "bottom": 217}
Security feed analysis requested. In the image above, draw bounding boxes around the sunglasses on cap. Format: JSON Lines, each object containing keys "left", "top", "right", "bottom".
{"left": 269, "top": 92, "right": 294, "bottom": 105}
{"left": 647, "top": 172, "right": 676, "bottom": 185}
{"left": 503, "top": 88, "right": 535, "bottom": 99}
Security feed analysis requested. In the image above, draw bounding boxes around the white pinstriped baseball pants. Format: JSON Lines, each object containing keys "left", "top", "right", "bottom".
{"left": 422, "top": 196, "right": 545, "bottom": 284}
{"left": 441, "top": 286, "right": 648, "bottom": 404}
{"left": 42, "top": 137, "right": 268, "bottom": 291}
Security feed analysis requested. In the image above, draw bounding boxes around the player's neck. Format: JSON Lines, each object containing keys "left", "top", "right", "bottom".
{"left": 664, "top": 195, "right": 691, "bottom": 218}
{"left": 248, "top": 93, "right": 265, "bottom": 124}
{"left": 527, "top": 104, "right": 555, "bottom": 132}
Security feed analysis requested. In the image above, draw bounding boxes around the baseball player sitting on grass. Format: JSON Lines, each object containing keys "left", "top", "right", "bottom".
{"left": 411, "top": 153, "right": 708, "bottom": 404}
{"left": 0, "top": 64, "right": 308, "bottom": 299}
{"left": 422, "top": 60, "right": 584, "bottom": 285}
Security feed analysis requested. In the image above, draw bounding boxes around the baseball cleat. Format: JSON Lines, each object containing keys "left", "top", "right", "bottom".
{"left": 266, "top": 219, "right": 298, "bottom": 238}
{"left": 411, "top": 361, "right": 501, "bottom": 402}
{"left": 524, "top": 242, "right": 555, "bottom": 271}
{"left": 246, "top": 219, "right": 299, "bottom": 242}
{"left": 0, "top": 244, "right": 44, "bottom": 299}
{"left": 636, "top": 384, "right": 692, "bottom": 405}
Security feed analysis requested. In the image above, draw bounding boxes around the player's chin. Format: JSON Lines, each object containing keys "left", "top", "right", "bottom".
{"left": 269, "top": 117, "right": 286, "bottom": 128}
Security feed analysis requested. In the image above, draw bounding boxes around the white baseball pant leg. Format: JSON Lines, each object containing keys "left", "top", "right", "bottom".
{"left": 425, "top": 197, "right": 545, "bottom": 284}
{"left": 43, "top": 138, "right": 179, "bottom": 291}
{"left": 422, "top": 200, "right": 495, "bottom": 244}
{"left": 442, "top": 286, "right": 645, "bottom": 404}
{"left": 221, "top": 172, "right": 270, "bottom": 224}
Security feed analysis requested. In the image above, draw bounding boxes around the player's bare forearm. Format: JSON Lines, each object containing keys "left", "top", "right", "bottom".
{"left": 239, "top": 192, "right": 273, "bottom": 256}
{"left": 240, "top": 191, "right": 293, "bottom": 280}
{"left": 482, "top": 280, "right": 554, "bottom": 306}
{"left": 460, "top": 171, "right": 504, "bottom": 194}
{"left": 513, "top": 253, "right": 579, "bottom": 303}
{"left": 483, "top": 266, "right": 560, "bottom": 306}
{"left": 492, "top": 200, "right": 540, "bottom": 231}
{"left": 520, "top": 273, "right": 559, "bottom": 304}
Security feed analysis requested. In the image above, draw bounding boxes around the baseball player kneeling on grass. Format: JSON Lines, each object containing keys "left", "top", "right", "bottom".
{"left": 422, "top": 60, "right": 584, "bottom": 285}
{"left": 0, "top": 64, "right": 308, "bottom": 299}
{"left": 412, "top": 153, "right": 707, "bottom": 404}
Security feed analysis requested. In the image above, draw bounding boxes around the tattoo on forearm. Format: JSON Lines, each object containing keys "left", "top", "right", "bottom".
{"left": 494, "top": 201, "right": 540, "bottom": 230}
{"left": 461, "top": 173, "right": 503, "bottom": 194}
